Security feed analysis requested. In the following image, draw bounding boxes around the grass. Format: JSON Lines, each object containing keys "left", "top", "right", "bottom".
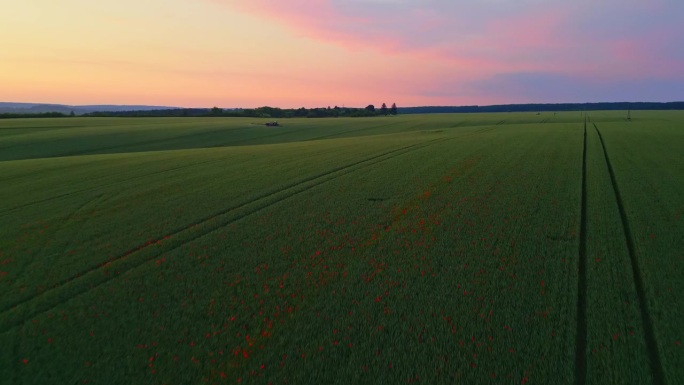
{"left": 0, "top": 111, "right": 682, "bottom": 384}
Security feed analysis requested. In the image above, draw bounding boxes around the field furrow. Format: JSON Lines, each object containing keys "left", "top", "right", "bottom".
{"left": 592, "top": 115, "right": 684, "bottom": 384}
{"left": 575, "top": 120, "right": 588, "bottom": 385}
{"left": 0, "top": 136, "right": 454, "bottom": 328}
{"left": 594, "top": 123, "right": 665, "bottom": 384}
{"left": 581, "top": 121, "right": 652, "bottom": 384}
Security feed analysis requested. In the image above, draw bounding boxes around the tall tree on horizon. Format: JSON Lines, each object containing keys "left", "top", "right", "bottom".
{"left": 380, "top": 103, "right": 388, "bottom": 115}
{"left": 390, "top": 103, "right": 398, "bottom": 115}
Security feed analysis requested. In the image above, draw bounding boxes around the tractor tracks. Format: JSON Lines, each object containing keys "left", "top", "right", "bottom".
{"left": 575, "top": 118, "right": 589, "bottom": 385}
{"left": 0, "top": 127, "right": 495, "bottom": 331}
{"left": 40, "top": 193, "right": 109, "bottom": 256}
{"left": 0, "top": 156, "right": 237, "bottom": 216}
{"left": 304, "top": 121, "right": 400, "bottom": 141}
{"left": 0, "top": 123, "right": 456, "bottom": 214}
{"left": 593, "top": 123, "right": 665, "bottom": 385}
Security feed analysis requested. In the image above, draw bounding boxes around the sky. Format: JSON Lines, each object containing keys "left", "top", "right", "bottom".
{"left": 1, "top": 0, "right": 683, "bottom": 108}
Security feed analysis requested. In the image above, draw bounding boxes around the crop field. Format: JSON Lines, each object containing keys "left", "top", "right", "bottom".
{"left": 0, "top": 112, "right": 682, "bottom": 384}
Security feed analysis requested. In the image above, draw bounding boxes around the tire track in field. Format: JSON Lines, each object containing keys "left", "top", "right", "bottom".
{"left": 0, "top": 123, "right": 441, "bottom": 211}
{"left": 0, "top": 129, "right": 496, "bottom": 330}
{"left": 0, "top": 138, "right": 438, "bottom": 327}
{"left": 11, "top": 335, "right": 19, "bottom": 385}
{"left": 9, "top": 193, "right": 109, "bottom": 281}
{"left": 59, "top": 193, "right": 106, "bottom": 228}
{"left": 575, "top": 118, "right": 588, "bottom": 385}
{"left": 0, "top": 157, "right": 236, "bottom": 216}
{"left": 231, "top": 123, "right": 327, "bottom": 144}
{"left": 594, "top": 123, "right": 665, "bottom": 385}
{"left": 1, "top": 124, "right": 495, "bottom": 215}
{"left": 0, "top": 141, "right": 416, "bottom": 314}
{"left": 38, "top": 193, "right": 109, "bottom": 258}
{"left": 304, "top": 121, "right": 400, "bottom": 141}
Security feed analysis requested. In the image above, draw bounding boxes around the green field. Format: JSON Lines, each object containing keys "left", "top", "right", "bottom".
{"left": 1, "top": 112, "right": 682, "bottom": 384}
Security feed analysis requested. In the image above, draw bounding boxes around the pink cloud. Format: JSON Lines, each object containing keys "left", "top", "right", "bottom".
{"left": 216, "top": 0, "right": 683, "bottom": 80}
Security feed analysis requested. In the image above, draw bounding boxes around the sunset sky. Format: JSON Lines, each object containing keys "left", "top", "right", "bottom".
{"left": 1, "top": 0, "right": 682, "bottom": 108}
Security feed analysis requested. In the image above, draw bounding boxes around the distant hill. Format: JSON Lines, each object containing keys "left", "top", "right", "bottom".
{"left": 0, "top": 102, "right": 180, "bottom": 115}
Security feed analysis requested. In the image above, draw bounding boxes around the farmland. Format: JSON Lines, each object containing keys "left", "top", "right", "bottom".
{"left": 0, "top": 112, "right": 682, "bottom": 384}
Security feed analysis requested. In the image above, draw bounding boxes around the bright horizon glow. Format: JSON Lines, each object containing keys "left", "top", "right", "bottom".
{"left": 1, "top": 0, "right": 682, "bottom": 108}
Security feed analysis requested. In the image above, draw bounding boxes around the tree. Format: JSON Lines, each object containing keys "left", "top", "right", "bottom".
{"left": 390, "top": 103, "right": 398, "bottom": 115}
{"left": 380, "top": 103, "right": 388, "bottom": 115}
{"left": 211, "top": 106, "right": 223, "bottom": 115}
{"left": 365, "top": 104, "right": 375, "bottom": 112}
{"left": 69, "top": 111, "right": 75, "bottom": 117}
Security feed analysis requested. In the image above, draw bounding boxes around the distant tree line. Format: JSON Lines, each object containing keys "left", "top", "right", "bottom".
{"left": 0, "top": 112, "right": 73, "bottom": 119}
{"left": 398, "top": 102, "right": 684, "bottom": 114}
{"left": 83, "top": 103, "right": 399, "bottom": 118}
{"left": 4, "top": 102, "right": 684, "bottom": 119}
